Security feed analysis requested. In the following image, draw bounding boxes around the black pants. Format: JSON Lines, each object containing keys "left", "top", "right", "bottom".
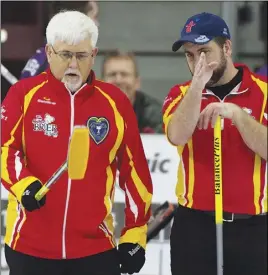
{"left": 5, "top": 245, "right": 121, "bottom": 275}
{"left": 170, "top": 205, "right": 267, "bottom": 275}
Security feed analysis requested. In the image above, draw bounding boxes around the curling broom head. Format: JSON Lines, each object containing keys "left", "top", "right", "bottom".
{"left": 67, "top": 126, "right": 90, "bottom": 180}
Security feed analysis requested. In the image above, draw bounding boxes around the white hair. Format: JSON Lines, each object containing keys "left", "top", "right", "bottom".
{"left": 46, "top": 10, "right": 98, "bottom": 47}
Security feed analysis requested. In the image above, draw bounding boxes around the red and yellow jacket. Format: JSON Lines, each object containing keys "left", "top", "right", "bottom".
{"left": 1, "top": 69, "right": 153, "bottom": 259}
{"left": 162, "top": 64, "right": 267, "bottom": 215}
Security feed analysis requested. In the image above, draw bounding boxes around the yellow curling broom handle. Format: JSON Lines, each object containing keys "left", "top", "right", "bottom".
{"left": 214, "top": 117, "right": 223, "bottom": 223}
{"left": 35, "top": 185, "right": 50, "bottom": 201}
{"left": 214, "top": 116, "right": 223, "bottom": 275}
{"left": 35, "top": 161, "right": 68, "bottom": 201}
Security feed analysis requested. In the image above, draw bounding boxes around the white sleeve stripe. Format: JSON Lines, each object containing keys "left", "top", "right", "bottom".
{"left": 15, "top": 151, "right": 22, "bottom": 181}
{"left": 125, "top": 184, "right": 138, "bottom": 222}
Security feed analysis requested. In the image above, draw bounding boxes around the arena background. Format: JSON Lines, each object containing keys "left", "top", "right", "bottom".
{"left": 1, "top": 1, "right": 267, "bottom": 274}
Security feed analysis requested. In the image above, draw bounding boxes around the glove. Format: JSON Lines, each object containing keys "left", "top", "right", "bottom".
{"left": 21, "top": 181, "right": 46, "bottom": 212}
{"left": 118, "top": 243, "right": 145, "bottom": 274}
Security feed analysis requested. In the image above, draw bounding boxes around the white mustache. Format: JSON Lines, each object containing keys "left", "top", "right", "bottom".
{"left": 64, "top": 70, "right": 81, "bottom": 76}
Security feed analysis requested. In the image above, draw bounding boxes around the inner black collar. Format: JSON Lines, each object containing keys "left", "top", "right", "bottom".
{"left": 208, "top": 67, "right": 243, "bottom": 100}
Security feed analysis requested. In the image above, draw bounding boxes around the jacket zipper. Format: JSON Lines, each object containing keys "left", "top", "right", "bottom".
{"left": 61, "top": 84, "right": 86, "bottom": 259}
{"left": 62, "top": 94, "right": 75, "bottom": 259}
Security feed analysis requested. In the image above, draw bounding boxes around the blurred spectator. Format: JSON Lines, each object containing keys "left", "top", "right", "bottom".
{"left": 255, "top": 64, "right": 267, "bottom": 77}
{"left": 85, "top": 0, "right": 99, "bottom": 26}
{"left": 19, "top": 1, "right": 99, "bottom": 79}
{"left": 102, "top": 50, "right": 163, "bottom": 134}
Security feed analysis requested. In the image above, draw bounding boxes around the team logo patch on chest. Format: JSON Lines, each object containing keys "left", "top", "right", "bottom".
{"left": 32, "top": 113, "right": 58, "bottom": 138}
{"left": 87, "top": 117, "right": 109, "bottom": 144}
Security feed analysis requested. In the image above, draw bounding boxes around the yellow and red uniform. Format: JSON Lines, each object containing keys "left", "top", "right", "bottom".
{"left": 1, "top": 69, "right": 153, "bottom": 259}
{"left": 162, "top": 64, "right": 267, "bottom": 215}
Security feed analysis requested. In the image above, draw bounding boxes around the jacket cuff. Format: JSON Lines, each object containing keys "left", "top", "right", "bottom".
{"left": 10, "top": 176, "right": 40, "bottom": 202}
{"left": 119, "top": 224, "right": 147, "bottom": 249}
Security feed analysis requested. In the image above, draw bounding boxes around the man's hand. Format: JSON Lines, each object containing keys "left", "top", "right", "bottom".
{"left": 118, "top": 243, "right": 145, "bottom": 274}
{"left": 21, "top": 181, "right": 46, "bottom": 212}
{"left": 197, "top": 102, "right": 240, "bottom": 130}
{"left": 191, "top": 52, "right": 218, "bottom": 90}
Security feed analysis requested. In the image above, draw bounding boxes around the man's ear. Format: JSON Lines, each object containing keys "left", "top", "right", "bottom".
{"left": 224, "top": 39, "right": 232, "bottom": 57}
{"left": 92, "top": 47, "right": 98, "bottom": 57}
{"left": 91, "top": 47, "right": 98, "bottom": 65}
{"left": 45, "top": 44, "right": 52, "bottom": 63}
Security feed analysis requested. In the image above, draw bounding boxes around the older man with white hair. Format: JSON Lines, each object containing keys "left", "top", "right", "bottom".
{"left": 1, "top": 10, "right": 153, "bottom": 275}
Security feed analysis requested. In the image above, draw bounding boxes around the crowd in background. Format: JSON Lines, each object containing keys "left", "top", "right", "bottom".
{"left": 1, "top": 1, "right": 267, "bottom": 133}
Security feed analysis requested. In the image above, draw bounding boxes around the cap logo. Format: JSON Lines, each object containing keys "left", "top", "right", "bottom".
{"left": 185, "top": 21, "right": 196, "bottom": 33}
{"left": 194, "top": 35, "right": 210, "bottom": 43}
{"left": 223, "top": 28, "right": 228, "bottom": 35}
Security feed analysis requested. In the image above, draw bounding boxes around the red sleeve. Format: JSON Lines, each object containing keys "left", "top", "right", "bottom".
{"left": 162, "top": 83, "right": 189, "bottom": 135}
{"left": 1, "top": 83, "right": 40, "bottom": 202}
{"left": 117, "top": 95, "right": 153, "bottom": 249}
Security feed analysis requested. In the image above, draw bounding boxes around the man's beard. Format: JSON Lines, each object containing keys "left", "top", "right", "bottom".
{"left": 63, "top": 79, "right": 83, "bottom": 93}
{"left": 189, "top": 50, "right": 227, "bottom": 87}
{"left": 206, "top": 50, "right": 227, "bottom": 88}
{"left": 62, "top": 70, "right": 83, "bottom": 93}
{"left": 206, "top": 51, "right": 227, "bottom": 87}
